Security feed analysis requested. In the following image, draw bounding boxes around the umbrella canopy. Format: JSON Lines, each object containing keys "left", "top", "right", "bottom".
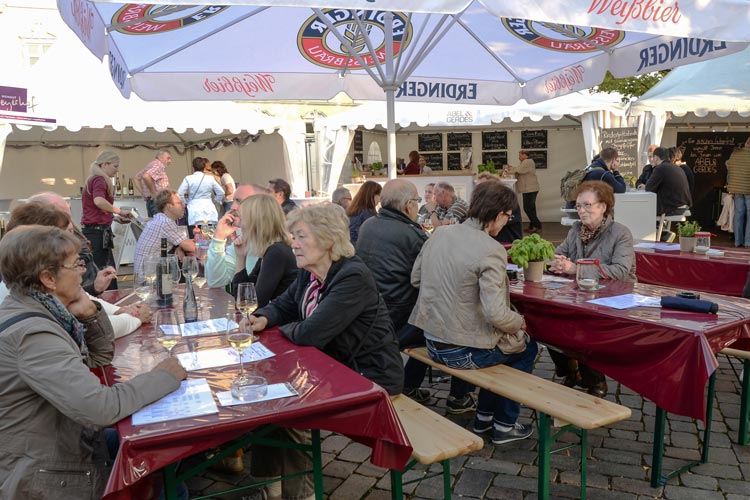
{"left": 57, "top": 1, "right": 750, "bottom": 176}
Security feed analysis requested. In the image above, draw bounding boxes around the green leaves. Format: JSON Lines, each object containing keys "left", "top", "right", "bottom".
{"left": 677, "top": 220, "right": 701, "bottom": 237}
{"left": 508, "top": 233, "right": 555, "bottom": 269}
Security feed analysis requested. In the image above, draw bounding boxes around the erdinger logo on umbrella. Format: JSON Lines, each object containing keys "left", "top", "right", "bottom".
{"left": 298, "top": 10, "right": 412, "bottom": 69}
{"left": 502, "top": 18, "right": 624, "bottom": 52}
{"left": 111, "top": 4, "right": 227, "bottom": 34}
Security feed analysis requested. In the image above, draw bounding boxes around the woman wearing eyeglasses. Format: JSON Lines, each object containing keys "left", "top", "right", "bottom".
{"left": 0, "top": 225, "right": 185, "bottom": 500}
{"left": 548, "top": 180, "right": 636, "bottom": 397}
{"left": 81, "top": 151, "right": 131, "bottom": 290}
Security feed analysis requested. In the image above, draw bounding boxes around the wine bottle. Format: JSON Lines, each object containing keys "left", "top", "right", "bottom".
{"left": 128, "top": 177, "right": 135, "bottom": 196}
{"left": 183, "top": 272, "right": 198, "bottom": 323}
{"left": 156, "top": 238, "right": 173, "bottom": 307}
{"left": 115, "top": 175, "right": 122, "bottom": 197}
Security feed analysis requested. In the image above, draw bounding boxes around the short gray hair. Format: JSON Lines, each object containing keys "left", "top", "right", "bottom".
{"left": 380, "top": 179, "right": 415, "bottom": 211}
{"left": 435, "top": 182, "right": 455, "bottom": 194}
{"left": 331, "top": 187, "right": 352, "bottom": 205}
{"left": 286, "top": 203, "right": 354, "bottom": 262}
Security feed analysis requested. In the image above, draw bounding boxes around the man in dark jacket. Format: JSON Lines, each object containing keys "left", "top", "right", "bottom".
{"left": 356, "top": 179, "right": 431, "bottom": 402}
{"left": 646, "top": 147, "right": 692, "bottom": 215}
{"left": 636, "top": 144, "right": 658, "bottom": 188}
{"left": 583, "top": 147, "right": 627, "bottom": 194}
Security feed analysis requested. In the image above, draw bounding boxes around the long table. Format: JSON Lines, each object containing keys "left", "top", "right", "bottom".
{"left": 509, "top": 279, "right": 750, "bottom": 486}
{"left": 101, "top": 287, "right": 411, "bottom": 500}
{"left": 635, "top": 245, "right": 750, "bottom": 297}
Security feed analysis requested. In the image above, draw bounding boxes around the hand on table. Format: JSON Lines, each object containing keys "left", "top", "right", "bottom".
{"left": 116, "top": 302, "right": 152, "bottom": 323}
{"left": 246, "top": 315, "right": 268, "bottom": 332}
{"left": 154, "top": 357, "right": 187, "bottom": 381}
{"left": 550, "top": 255, "right": 574, "bottom": 275}
{"left": 94, "top": 266, "right": 117, "bottom": 293}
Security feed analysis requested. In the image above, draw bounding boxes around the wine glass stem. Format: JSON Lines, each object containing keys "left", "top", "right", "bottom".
{"left": 238, "top": 351, "right": 244, "bottom": 379}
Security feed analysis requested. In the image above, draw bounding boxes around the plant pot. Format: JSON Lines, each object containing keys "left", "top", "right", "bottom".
{"left": 524, "top": 261, "right": 545, "bottom": 282}
{"left": 679, "top": 236, "right": 696, "bottom": 253}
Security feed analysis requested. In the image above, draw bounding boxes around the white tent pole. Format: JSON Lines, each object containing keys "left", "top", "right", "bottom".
{"left": 384, "top": 12, "right": 397, "bottom": 180}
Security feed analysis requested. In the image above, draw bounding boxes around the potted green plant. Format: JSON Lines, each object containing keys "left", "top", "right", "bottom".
{"left": 507, "top": 233, "right": 555, "bottom": 282}
{"left": 677, "top": 220, "right": 701, "bottom": 252}
{"left": 477, "top": 158, "right": 497, "bottom": 175}
{"left": 371, "top": 161, "right": 383, "bottom": 176}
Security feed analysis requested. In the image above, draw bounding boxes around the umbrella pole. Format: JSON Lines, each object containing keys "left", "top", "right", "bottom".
{"left": 386, "top": 87, "right": 397, "bottom": 180}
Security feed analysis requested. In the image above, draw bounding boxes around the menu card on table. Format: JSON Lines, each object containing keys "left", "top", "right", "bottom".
{"left": 131, "top": 378, "right": 218, "bottom": 426}
{"left": 587, "top": 293, "right": 662, "bottom": 310}
{"left": 177, "top": 344, "right": 275, "bottom": 371}
{"left": 160, "top": 318, "right": 238, "bottom": 337}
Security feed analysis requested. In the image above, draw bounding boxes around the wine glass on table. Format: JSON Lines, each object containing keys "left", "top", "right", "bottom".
{"left": 167, "top": 255, "right": 182, "bottom": 286}
{"left": 134, "top": 280, "right": 154, "bottom": 305}
{"left": 226, "top": 311, "right": 267, "bottom": 400}
{"left": 154, "top": 309, "right": 182, "bottom": 357}
{"left": 236, "top": 282, "right": 258, "bottom": 335}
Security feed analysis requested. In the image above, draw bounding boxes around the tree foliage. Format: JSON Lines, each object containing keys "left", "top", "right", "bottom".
{"left": 593, "top": 70, "right": 669, "bottom": 102}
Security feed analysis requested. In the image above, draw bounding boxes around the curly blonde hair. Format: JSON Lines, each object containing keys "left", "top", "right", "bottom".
{"left": 286, "top": 203, "right": 354, "bottom": 262}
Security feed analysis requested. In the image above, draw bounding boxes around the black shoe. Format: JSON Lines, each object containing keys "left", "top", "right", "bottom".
{"left": 561, "top": 373, "right": 579, "bottom": 388}
{"left": 472, "top": 418, "right": 493, "bottom": 434}
{"left": 403, "top": 387, "right": 431, "bottom": 403}
{"left": 587, "top": 381, "right": 608, "bottom": 398}
{"left": 446, "top": 393, "right": 478, "bottom": 414}
{"left": 492, "top": 423, "right": 534, "bottom": 445}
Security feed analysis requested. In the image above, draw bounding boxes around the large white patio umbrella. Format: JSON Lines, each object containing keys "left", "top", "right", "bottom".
{"left": 57, "top": 1, "right": 750, "bottom": 179}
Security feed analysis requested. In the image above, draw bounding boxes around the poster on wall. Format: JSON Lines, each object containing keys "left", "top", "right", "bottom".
{"left": 447, "top": 132, "right": 472, "bottom": 151}
{"left": 601, "top": 127, "right": 638, "bottom": 178}
{"left": 482, "top": 151, "right": 507, "bottom": 167}
{"left": 482, "top": 131, "right": 507, "bottom": 150}
{"left": 677, "top": 132, "right": 750, "bottom": 229}
{"left": 422, "top": 153, "right": 443, "bottom": 170}
{"left": 418, "top": 133, "right": 443, "bottom": 152}
{"left": 526, "top": 150, "right": 547, "bottom": 170}
{"left": 521, "top": 130, "right": 547, "bottom": 149}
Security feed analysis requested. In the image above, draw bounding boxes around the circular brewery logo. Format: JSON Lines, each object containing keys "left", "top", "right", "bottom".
{"left": 112, "top": 4, "right": 228, "bottom": 34}
{"left": 298, "top": 10, "right": 412, "bottom": 69}
{"left": 502, "top": 19, "right": 624, "bottom": 52}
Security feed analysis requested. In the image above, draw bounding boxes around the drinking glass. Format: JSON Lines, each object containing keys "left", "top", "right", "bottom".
{"left": 576, "top": 259, "right": 601, "bottom": 291}
{"left": 154, "top": 309, "right": 181, "bottom": 356}
{"left": 134, "top": 281, "right": 154, "bottom": 304}
{"left": 226, "top": 311, "right": 267, "bottom": 400}
{"left": 167, "top": 255, "right": 182, "bottom": 285}
{"left": 140, "top": 254, "right": 160, "bottom": 287}
{"left": 236, "top": 282, "right": 259, "bottom": 341}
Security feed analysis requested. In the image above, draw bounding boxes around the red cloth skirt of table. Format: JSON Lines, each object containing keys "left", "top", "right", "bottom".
{"left": 99, "top": 289, "right": 410, "bottom": 500}
{"left": 635, "top": 246, "right": 750, "bottom": 297}
{"left": 510, "top": 280, "right": 750, "bottom": 422}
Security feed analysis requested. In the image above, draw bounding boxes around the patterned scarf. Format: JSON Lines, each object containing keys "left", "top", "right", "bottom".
{"left": 580, "top": 216, "right": 609, "bottom": 246}
{"left": 30, "top": 290, "right": 87, "bottom": 348}
{"left": 301, "top": 274, "right": 324, "bottom": 319}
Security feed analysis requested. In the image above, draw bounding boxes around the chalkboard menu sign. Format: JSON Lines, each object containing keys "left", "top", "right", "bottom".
{"left": 447, "top": 132, "right": 472, "bottom": 151}
{"left": 482, "top": 151, "right": 507, "bottom": 167}
{"left": 418, "top": 133, "right": 443, "bottom": 152}
{"left": 601, "top": 127, "right": 638, "bottom": 177}
{"left": 526, "top": 150, "right": 547, "bottom": 169}
{"left": 447, "top": 153, "right": 464, "bottom": 171}
{"left": 482, "top": 131, "right": 507, "bottom": 150}
{"left": 422, "top": 153, "right": 444, "bottom": 170}
{"left": 353, "top": 130, "right": 363, "bottom": 152}
{"left": 521, "top": 130, "right": 547, "bottom": 149}
{"left": 677, "top": 132, "right": 750, "bottom": 228}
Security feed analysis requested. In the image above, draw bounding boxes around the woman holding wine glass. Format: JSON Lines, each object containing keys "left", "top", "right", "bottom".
{"left": 548, "top": 181, "right": 635, "bottom": 397}
{"left": 231, "top": 194, "right": 298, "bottom": 307}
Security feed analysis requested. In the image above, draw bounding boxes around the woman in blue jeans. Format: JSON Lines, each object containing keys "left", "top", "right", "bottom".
{"left": 409, "top": 180, "right": 538, "bottom": 445}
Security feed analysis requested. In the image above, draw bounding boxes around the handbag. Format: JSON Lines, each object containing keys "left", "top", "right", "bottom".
{"left": 497, "top": 303, "right": 530, "bottom": 354}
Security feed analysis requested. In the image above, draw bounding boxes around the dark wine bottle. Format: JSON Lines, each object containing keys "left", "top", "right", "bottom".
{"left": 156, "top": 238, "right": 173, "bottom": 307}
{"left": 128, "top": 177, "right": 135, "bottom": 196}
{"left": 183, "top": 272, "right": 198, "bottom": 323}
{"left": 114, "top": 175, "right": 122, "bottom": 197}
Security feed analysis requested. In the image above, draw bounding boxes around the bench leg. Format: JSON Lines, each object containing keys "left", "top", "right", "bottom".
{"left": 650, "top": 407, "right": 667, "bottom": 487}
{"left": 701, "top": 373, "right": 716, "bottom": 463}
{"left": 390, "top": 469, "right": 404, "bottom": 500}
{"left": 580, "top": 429, "right": 588, "bottom": 500}
{"left": 441, "top": 458, "right": 452, "bottom": 500}
{"left": 739, "top": 359, "right": 750, "bottom": 445}
{"left": 537, "top": 412, "right": 551, "bottom": 500}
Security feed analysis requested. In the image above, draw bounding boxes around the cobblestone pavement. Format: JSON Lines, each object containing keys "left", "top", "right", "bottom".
{"left": 186, "top": 346, "right": 750, "bottom": 499}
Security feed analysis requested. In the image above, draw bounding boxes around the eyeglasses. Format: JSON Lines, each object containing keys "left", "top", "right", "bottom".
{"left": 575, "top": 202, "right": 601, "bottom": 211}
{"left": 59, "top": 259, "right": 86, "bottom": 271}
{"left": 410, "top": 197, "right": 422, "bottom": 204}
{"left": 503, "top": 211, "right": 514, "bottom": 221}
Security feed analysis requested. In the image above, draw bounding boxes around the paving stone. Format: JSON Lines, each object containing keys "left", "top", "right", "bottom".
{"left": 707, "top": 447, "right": 740, "bottom": 466}
{"left": 601, "top": 437, "right": 653, "bottom": 455}
{"left": 492, "top": 473, "right": 539, "bottom": 492}
{"left": 718, "top": 478, "right": 750, "bottom": 495}
{"left": 338, "top": 442, "right": 373, "bottom": 462}
{"left": 485, "top": 485, "right": 525, "bottom": 500}
{"left": 362, "top": 488, "right": 393, "bottom": 500}
{"left": 355, "top": 460, "right": 388, "bottom": 478}
{"left": 323, "top": 476, "right": 344, "bottom": 495}
{"left": 329, "top": 474, "right": 377, "bottom": 500}
{"left": 519, "top": 464, "right": 558, "bottom": 481}
{"left": 588, "top": 462, "right": 648, "bottom": 480}
{"left": 414, "top": 473, "right": 454, "bottom": 498}
{"left": 669, "top": 431, "right": 699, "bottom": 449}
{"left": 669, "top": 420, "right": 697, "bottom": 433}
{"left": 663, "top": 485, "right": 724, "bottom": 500}
{"left": 592, "top": 448, "right": 643, "bottom": 466}
{"left": 454, "top": 468, "right": 494, "bottom": 497}
{"left": 466, "top": 457, "right": 523, "bottom": 475}
{"left": 558, "top": 470, "right": 610, "bottom": 489}
{"left": 585, "top": 489, "right": 639, "bottom": 500}
{"left": 663, "top": 446, "right": 701, "bottom": 461}
{"left": 610, "top": 476, "right": 663, "bottom": 496}
{"left": 679, "top": 472, "right": 718, "bottom": 490}
{"left": 321, "top": 435, "right": 351, "bottom": 454}
{"left": 691, "top": 462, "right": 744, "bottom": 480}
{"left": 375, "top": 468, "right": 421, "bottom": 495}
{"left": 323, "top": 459, "right": 359, "bottom": 479}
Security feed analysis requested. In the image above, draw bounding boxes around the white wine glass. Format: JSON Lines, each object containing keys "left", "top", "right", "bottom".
{"left": 154, "top": 309, "right": 181, "bottom": 357}
{"left": 167, "top": 255, "right": 182, "bottom": 285}
{"left": 182, "top": 256, "right": 199, "bottom": 281}
{"left": 140, "top": 254, "right": 160, "bottom": 287}
{"left": 236, "top": 282, "right": 259, "bottom": 342}
{"left": 134, "top": 281, "right": 154, "bottom": 305}
{"left": 226, "top": 311, "right": 267, "bottom": 400}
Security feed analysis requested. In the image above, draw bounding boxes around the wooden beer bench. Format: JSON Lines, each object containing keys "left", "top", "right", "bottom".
{"left": 404, "top": 347, "right": 631, "bottom": 500}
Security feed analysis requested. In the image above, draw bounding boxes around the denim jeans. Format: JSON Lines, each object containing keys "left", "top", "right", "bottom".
{"left": 734, "top": 194, "right": 750, "bottom": 246}
{"left": 397, "top": 323, "right": 428, "bottom": 391}
{"left": 427, "top": 339, "right": 538, "bottom": 426}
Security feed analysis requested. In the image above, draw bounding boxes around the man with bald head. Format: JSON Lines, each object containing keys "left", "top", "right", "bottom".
{"left": 356, "top": 179, "right": 432, "bottom": 401}
{"left": 28, "top": 192, "right": 117, "bottom": 296}
{"left": 206, "top": 183, "right": 270, "bottom": 288}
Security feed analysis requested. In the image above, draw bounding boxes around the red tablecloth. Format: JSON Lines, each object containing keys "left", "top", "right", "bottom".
{"left": 510, "top": 279, "right": 750, "bottom": 421}
{"left": 100, "top": 288, "right": 411, "bottom": 500}
{"left": 635, "top": 245, "right": 750, "bottom": 297}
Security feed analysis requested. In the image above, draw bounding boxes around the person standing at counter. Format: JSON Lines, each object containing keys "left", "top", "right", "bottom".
{"left": 135, "top": 150, "right": 172, "bottom": 217}
{"left": 505, "top": 150, "right": 542, "bottom": 234}
{"left": 81, "top": 151, "right": 131, "bottom": 290}
{"left": 727, "top": 137, "right": 750, "bottom": 248}
{"left": 177, "top": 157, "right": 225, "bottom": 239}
{"left": 400, "top": 150, "right": 421, "bottom": 175}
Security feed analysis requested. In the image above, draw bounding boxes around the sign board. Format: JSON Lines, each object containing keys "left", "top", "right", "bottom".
{"left": 422, "top": 153, "right": 444, "bottom": 170}
{"left": 447, "top": 153, "right": 463, "bottom": 170}
{"left": 447, "top": 132, "right": 472, "bottom": 151}
{"left": 482, "top": 151, "right": 507, "bottom": 167}
{"left": 418, "top": 133, "right": 443, "bottom": 152}
{"left": 521, "top": 130, "right": 547, "bottom": 149}
{"left": 601, "top": 127, "right": 638, "bottom": 177}
{"left": 526, "top": 150, "right": 548, "bottom": 170}
{"left": 0, "top": 86, "right": 28, "bottom": 112}
{"left": 353, "top": 130, "right": 363, "bottom": 152}
{"left": 677, "top": 132, "right": 750, "bottom": 228}
{"left": 482, "top": 130, "right": 507, "bottom": 150}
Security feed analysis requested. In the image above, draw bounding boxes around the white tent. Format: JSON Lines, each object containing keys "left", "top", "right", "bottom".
{"left": 314, "top": 92, "right": 628, "bottom": 194}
